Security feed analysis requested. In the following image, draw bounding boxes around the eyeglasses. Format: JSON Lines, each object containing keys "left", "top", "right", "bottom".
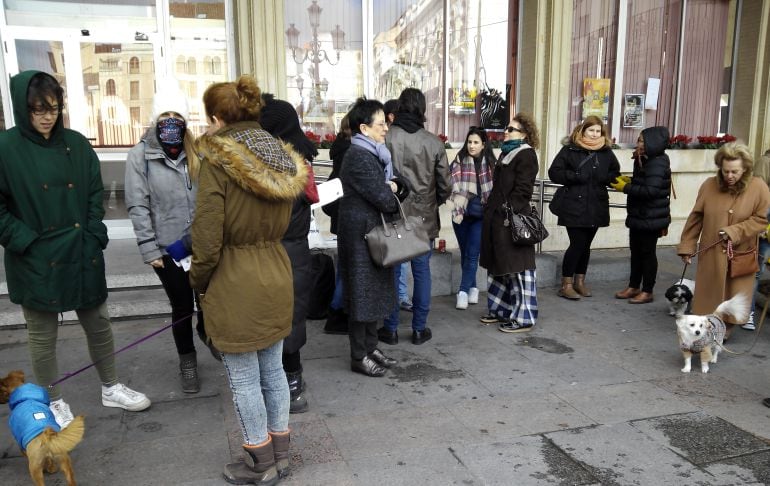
{"left": 506, "top": 126, "right": 523, "bottom": 133}
{"left": 29, "top": 105, "right": 62, "bottom": 117}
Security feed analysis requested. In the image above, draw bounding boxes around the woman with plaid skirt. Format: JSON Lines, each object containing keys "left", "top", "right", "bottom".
{"left": 479, "top": 113, "right": 541, "bottom": 332}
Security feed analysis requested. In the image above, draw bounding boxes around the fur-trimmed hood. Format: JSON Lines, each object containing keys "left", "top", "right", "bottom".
{"left": 195, "top": 121, "right": 308, "bottom": 201}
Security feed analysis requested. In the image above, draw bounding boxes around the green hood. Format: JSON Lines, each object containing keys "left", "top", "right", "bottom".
{"left": 10, "top": 70, "right": 64, "bottom": 146}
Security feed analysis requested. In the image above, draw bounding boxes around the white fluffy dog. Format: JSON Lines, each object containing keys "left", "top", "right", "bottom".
{"left": 664, "top": 278, "right": 696, "bottom": 317}
{"left": 675, "top": 293, "right": 750, "bottom": 373}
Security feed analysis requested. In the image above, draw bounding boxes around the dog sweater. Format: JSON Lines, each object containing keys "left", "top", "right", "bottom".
{"left": 8, "top": 383, "right": 60, "bottom": 450}
{"left": 681, "top": 315, "right": 726, "bottom": 353}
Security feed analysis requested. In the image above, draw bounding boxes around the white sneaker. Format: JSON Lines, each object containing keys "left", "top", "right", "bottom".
{"left": 49, "top": 398, "right": 74, "bottom": 428}
{"left": 102, "top": 383, "right": 151, "bottom": 411}
{"left": 456, "top": 291, "right": 469, "bottom": 310}
{"left": 742, "top": 311, "right": 756, "bottom": 331}
{"left": 468, "top": 287, "right": 479, "bottom": 305}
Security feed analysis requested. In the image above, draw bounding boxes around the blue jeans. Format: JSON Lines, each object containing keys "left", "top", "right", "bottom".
{"left": 398, "top": 262, "right": 410, "bottom": 302}
{"left": 453, "top": 217, "right": 482, "bottom": 293}
{"left": 751, "top": 237, "right": 770, "bottom": 316}
{"left": 221, "top": 340, "right": 289, "bottom": 445}
{"left": 384, "top": 250, "right": 432, "bottom": 332}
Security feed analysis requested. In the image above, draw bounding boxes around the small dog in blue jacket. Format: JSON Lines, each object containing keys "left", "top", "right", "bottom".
{"left": 0, "top": 370, "right": 85, "bottom": 486}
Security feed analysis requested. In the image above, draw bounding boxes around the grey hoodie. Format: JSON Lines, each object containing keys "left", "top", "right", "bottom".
{"left": 125, "top": 126, "right": 197, "bottom": 263}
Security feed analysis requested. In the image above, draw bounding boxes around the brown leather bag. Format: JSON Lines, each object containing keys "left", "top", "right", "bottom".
{"left": 727, "top": 240, "right": 759, "bottom": 278}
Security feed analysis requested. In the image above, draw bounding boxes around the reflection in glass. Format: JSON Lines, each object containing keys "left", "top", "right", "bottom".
{"left": 80, "top": 42, "right": 155, "bottom": 146}
{"left": 284, "top": 0, "right": 363, "bottom": 138}
{"left": 169, "top": 0, "right": 228, "bottom": 137}
{"left": 372, "top": 0, "right": 445, "bottom": 135}
{"left": 4, "top": 0, "right": 156, "bottom": 30}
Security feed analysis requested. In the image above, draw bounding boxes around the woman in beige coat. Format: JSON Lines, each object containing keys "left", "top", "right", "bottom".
{"left": 190, "top": 75, "right": 307, "bottom": 484}
{"left": 677, "top": 143, "right": 770, "bottom": 334}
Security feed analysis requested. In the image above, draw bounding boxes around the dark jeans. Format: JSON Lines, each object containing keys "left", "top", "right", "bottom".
{"left": 562, "top": 227, "right": 599, "bottom": 277}
{"left": 153, "top": 255, "right": 203, "bottom": 355}
{"left": 628, "top": 229, "right": 660, "bottom": 293}
{"left": 348, "top": 320, "right": 377, "bottom": 360}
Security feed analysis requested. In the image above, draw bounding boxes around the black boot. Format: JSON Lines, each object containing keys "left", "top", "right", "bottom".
{"left": 223, "top": 439, "right": 279, "bottom": 485}
{"left": 179, "top": 352, "right": 200, "bottom": 394}
{"left": 269, "top": 430, "right": 290, "bottom": 478}
{"left": 323, "top": 308, "right": 349, "bottom": 335}
{"left": 286, "top": 370, "right": 308, "bottom": 414}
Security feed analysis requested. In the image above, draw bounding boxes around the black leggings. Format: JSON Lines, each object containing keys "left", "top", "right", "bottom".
{"left": 562, "top": 227, "right": 599, "bottom": 277}
{"left": 153, "top": 255, "right": 204, "bottom": 355}
{"left": 628, "top": 229, "right": 660, "bottom": 293}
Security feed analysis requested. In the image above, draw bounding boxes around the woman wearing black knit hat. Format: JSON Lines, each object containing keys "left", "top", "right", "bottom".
{"left": 259, "top": 94, "right": 318, "bottom": 414}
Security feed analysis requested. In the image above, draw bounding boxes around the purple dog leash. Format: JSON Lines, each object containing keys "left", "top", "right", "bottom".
{"left": 48, "top": 312, "right": 195, "bottom": 389}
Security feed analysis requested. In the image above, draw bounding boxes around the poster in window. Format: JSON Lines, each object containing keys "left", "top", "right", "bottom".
{"left": 623, "top": 94, "right": 645, "bottom": 128}
{"left": 582, "top": 78, "right": 611, "bottom": 122}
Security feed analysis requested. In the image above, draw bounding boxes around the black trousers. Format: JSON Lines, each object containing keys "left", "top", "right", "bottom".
{"left": 562, "top": 227, "right": 599, "bottom": 276}
{"left": 629, "top": 229, "right": 660, "bottom": 293}
{"left": 348, "top": 320, "right": 377, "bottom": 360}
{"left": 153, "top": 255, "right": 204, "bottom": 355}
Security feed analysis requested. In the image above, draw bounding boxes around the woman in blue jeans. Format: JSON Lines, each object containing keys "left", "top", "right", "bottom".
{"left": 191, "top": 76, "right": 308, "bottom": 484}
{"left": 450, "top": 127, "right": 495, "bottom": 310}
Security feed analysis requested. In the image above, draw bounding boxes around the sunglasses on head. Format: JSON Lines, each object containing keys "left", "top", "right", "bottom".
{"left": 506, "top": 126, "right": 523, "bottom": 133}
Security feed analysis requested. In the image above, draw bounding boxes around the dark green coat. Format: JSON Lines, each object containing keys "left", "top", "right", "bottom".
{"left": 0, "top": 70, "right": 108, "bottom": 312}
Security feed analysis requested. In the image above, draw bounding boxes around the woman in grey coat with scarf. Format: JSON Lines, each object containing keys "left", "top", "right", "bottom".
{"left": 337, "top": 98, "right": 409, "bottom": 377}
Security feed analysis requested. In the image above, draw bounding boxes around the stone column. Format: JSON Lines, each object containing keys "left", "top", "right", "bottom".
{"left": 232, "top": 0, "right": 287, "bottom": 98}
{"left": 516, "top": 0, "right": 573, "bottom": 174}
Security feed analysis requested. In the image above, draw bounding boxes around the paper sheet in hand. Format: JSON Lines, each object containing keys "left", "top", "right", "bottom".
{"left": 310, "top": 178, "right": 343, "bottom": 209}
{"left": 174, "top": 255, "right": 192, "bottom": 272}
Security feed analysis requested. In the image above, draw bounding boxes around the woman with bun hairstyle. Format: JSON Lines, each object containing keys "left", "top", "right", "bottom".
{"left": 191, "top": 76, "right": 308, "bottom": 484}
{"left": 125, "top": 82, "right": 209, "bottom": 395}
{"left": 548, "top": 116, "right": 620, "bottom": 300}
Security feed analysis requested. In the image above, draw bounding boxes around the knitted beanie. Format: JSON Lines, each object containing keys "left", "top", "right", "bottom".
{"left": 151, "top": 82, "right": 189, "bottom": 122}
{"left": 259, "top": 93, "right": 318, "bottom": 161}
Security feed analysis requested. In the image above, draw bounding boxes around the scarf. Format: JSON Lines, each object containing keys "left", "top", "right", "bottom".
{"left": 501, "top": 139, "right": 524, "bottom": 154}
{"left": 391, "top": 112, "right": 424, "bottom": 134}
{"left": 449, "top": 155, "right": 494, "bottom": 224}
{"left": 577, "top": 135, "right": 605, "bottom": 151}
{"left": 351, "top": 133, "right": 393, "bottom": 181}
{"left": 156, "top": 117, "right": 186, "bottom": 160}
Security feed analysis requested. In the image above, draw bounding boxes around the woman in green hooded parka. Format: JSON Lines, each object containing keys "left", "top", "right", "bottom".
{"left": 0, "top": 70, "right": 150, "bottom": 428}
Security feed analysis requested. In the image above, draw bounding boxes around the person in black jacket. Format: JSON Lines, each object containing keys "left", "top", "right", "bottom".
{"left": 259, "top": 94, "right": 318, "bottom": 413}
{"left": 612, "top": 126, "right": 672, "bottom": 304}
{"left": 323, "top": 115, "right": 351, "bottom": 335}
{"left": 548, "top": 116, "right": 620, "bottom": 300}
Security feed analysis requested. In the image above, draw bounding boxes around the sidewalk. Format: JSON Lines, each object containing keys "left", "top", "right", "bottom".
{"left": 1, "top": 265, "right": 769, "bottom": 484}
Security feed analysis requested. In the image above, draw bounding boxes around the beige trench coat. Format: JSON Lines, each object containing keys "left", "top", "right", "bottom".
{"left": 677, "top": 176, "right": 770, "bottom": 321}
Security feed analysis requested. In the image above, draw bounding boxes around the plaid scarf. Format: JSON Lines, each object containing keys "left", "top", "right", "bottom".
{"left": 450, "top": 154, "right": 493, "bottom": 223}
{"left": 230, "top": 127, "right": 297, "bottom": 175}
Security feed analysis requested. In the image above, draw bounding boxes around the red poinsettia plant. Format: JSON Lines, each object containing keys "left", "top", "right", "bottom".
{"left": 304, "top": 130, "right": 337, "bottom": 149}
{"left": 696, "top": 134, "right": 736, "bottom": 149}
{"left": 668, "top": 134, "right": 693, "bottom": 149}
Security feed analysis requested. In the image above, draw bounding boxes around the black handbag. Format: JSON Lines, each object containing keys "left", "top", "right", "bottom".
{"left": 365, "top": 196, "right": 431, "bottom": 268}
{"left": 504, "top": 203, "right": 549, "bottom": 245}
{"left": 548, "top": 186, "right": 566, "bottom": 216}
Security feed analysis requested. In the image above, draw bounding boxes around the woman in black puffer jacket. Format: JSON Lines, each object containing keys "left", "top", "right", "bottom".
{"left": 612, "top": 126, "right": 671, "bottom": 304}
{"left": 548, "top": 116, "right": 620, "bottom": 300}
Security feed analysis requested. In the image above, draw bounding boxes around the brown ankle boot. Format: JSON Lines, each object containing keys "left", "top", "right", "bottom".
{"left": 558, "top": 277, "right": 581, "bottom": 300}
{"left": 223, "top": 438, "right": 278, "bottom": 485}
{"left": 615, "top": 287, "right": 641, "bottom": 299}
{"left": 269, "top": 430, "right": 290, "bottom": 478}
{"left": 574, "top": 274, "right": 592, "bottom": 297}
